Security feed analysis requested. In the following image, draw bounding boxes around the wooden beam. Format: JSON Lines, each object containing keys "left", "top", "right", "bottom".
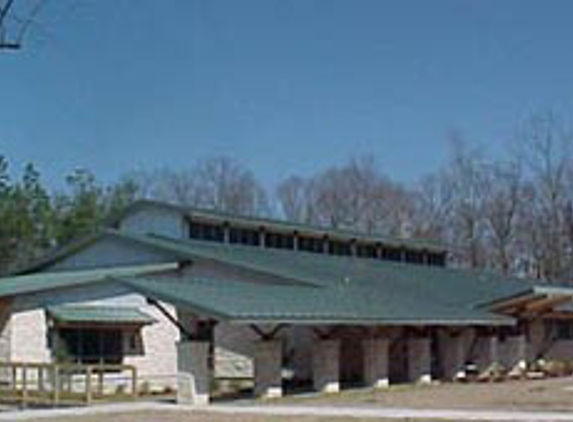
{"left": 541, "top": 311, "right": 573, "bottom": 320}
{"left": 489, "top": 293, "right": 543, "bottom": 313}
{"left": 249, "top": 324, "right": 288, "bottom": 340}
{"left": 312, "top": 326, "right": 337, "bottom": 340}
{"left": 524, "top": 295, "right": 572, "bottom": 313}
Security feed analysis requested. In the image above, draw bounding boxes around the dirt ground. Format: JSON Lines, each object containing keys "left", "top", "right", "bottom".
{"left": 28, "top": 412, "right": 434, "bottom": 422}
{"left": 276, "top": 376, "right": 573, "bottom": 411}
{"left": 22, "top": 377, "right": 573, "bottom": 422}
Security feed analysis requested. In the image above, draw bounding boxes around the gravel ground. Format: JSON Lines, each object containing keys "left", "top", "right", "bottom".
{"left": 25, "top": 411, "right": 432, "bottom": 422}
{"left": 10, "top": 377, "right": 573, "bottom": 422}
{"left": 274, "top": 377, "right": 573, "bottom": 411}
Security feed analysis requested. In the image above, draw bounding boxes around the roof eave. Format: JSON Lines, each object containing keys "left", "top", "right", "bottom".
{"left": 227, "top": 316, "right": 515, "bottom": 326}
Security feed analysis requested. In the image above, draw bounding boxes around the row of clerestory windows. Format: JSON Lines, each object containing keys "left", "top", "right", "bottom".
{"left": 188, "top": 220, "right": 446, "bottom": 267}
{"left": 229, "top": 227, "right": 260, "bottom": 246}
{"left": 265, "top": 232, "right": 295, "bottom": 249}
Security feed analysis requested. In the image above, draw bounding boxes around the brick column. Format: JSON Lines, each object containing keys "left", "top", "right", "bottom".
{"left": 527, "top": 319, "right": 544, "bottom": 362}
{"left": 363, "top": 338, "right": 389, "bottom": 388}
{"left": 312, "top": 339, "right": 340, "bottom": 393}
{"left": 408, "top": 337, "right": 431, "bottom": 383}
{"left": 441, "top": 334, "right": 466, "bottom": 381}
{"left": 177, "top": 341, "right": 210, "bottom": 405}
{"left": 476, "top": 335, "right": 499, "bottom": 372}
{"left": 254, "top": 340, "right": 283, "bottom": 398}
{"left": 504, "top": 335, "right": 527, "bottom": 371}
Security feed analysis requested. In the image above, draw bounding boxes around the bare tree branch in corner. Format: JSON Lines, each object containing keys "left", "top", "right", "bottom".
{"left": 0, "top": 0, "right": 47, "bottom": 52}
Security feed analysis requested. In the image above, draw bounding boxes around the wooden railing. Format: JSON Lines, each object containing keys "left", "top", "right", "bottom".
{"left": 0, "top": 362, "right": 138, "bottom": 407}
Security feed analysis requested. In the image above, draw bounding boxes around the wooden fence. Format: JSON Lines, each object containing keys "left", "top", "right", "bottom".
{"left": 0, "top": 362, "right": 138, "bottom": 407}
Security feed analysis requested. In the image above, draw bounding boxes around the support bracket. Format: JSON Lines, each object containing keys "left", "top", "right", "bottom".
{"left": 146, "top": 297, "right": 197, "bottom": 340}
{"left": 249, "top": 324, "right": 287, "bottom": 340}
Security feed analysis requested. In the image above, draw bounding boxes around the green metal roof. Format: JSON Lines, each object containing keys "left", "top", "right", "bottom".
{"left": 98, "top": 232, "right": 549, "bottom": 325}
{"left": 112, "top": 200, "right": 447, "bottom": 252}
{"left": 47, "top": 305, "right": 155, "bottom": 325}
{"left": 0, "top": 263, "right": 178, "bottom": 299}
{"left": 117, "top": 275, "right": 514, "bottom": 325}
{"left": 124, "top": 232, "right": 537, "bottom": 307}
{"left": 2, "top": 228, "right": 567, "bottom": 326}
{"left": 14, "top": 230, "right": 186, "bottom": 274}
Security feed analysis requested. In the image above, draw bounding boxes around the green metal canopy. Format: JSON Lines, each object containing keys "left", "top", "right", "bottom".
{"left": 0, "top": 262, "right": 178, "bottom": 299}
{"left": 118, "top": 232, "right": 541, "bottom": 309}
{"left": 47, "top": 305, "right": 155, "bottom": 325}
{"left": 116, "top": 275, "right": 515, "bottom": 326}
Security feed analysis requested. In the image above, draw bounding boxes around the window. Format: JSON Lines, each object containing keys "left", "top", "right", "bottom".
{"left": 55, "top": 328, "right": 124, "bottom": 365}
{"left": 229, "top": 227, "right": 261, "bottom": 246}
{"left": 380, "top": 247, "right": 402, "bottom": 262}
{"left": 546, "top": 320, "right": 573, "bottom": 340}
{"left": 328, "top": 240, "right": 352, "bottom": 256}
{"left": 405, "top": 251, "right": 425, "bottom": 264}
{"left": 189, "top": 221, "right": 224, "bottom": 242}
{"left": 298, "top": 236, "right": 325, "bottom": 253}
{"left": 427, "top": 253, "right": 446, "bottom": 267}
{"left": 356, "top": 244, "right": 377, "bottom": 259}
{"left": 557, "top": 321, "right": 573, "bottom": 340}
{"left": 498, "top": 325, "right": 523, "bottom": 341}
{"left": 265, "top": 232, "right": 294, "bottom": 250}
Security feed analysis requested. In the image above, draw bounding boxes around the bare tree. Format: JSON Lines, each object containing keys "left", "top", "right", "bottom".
{"left": 132, "top": 156, "right": 270, "bottom": 217}
{"left": 444, "top": 135, "right": 487, "bottom": 268}
{"left": 410, "top": 171, "right": 453, "bottom": 241}
{"left": 149, "top": 168, "right": 200, "bottom": 207}
{"left": 276, "top": 175, "right": 315, "bottom": 223}
{"left": 518, "top": 112, "right": 573, "bottom": 281}
{"left": 192, "top": 157, "right": 269, "bottom": 216}
{"left": 276, "top": 155, "right": 412, "bottom": 235}
{"left": 482, "top": 161, "right": 522, "bottom": 274}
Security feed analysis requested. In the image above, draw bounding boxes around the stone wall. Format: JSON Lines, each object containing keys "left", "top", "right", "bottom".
{"left": 10, "top": 310, "right": 51, "bottom": 363}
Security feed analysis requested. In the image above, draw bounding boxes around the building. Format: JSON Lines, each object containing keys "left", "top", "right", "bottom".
{"left": 1, "top": 199, "right": 573, "bottom": 404}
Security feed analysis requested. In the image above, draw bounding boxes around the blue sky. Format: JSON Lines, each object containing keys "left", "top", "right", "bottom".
{"left": 1, "top": 0, "right": 573, "bottom": 190}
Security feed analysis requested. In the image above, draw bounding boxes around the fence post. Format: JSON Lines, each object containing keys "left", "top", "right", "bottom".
{"left": 21, "top": 364, "right": 28, "bottom": 408}
{"left": 85, "top": 366, "right": 93, "bottom": 405}
{"left": 132, "top": 366, "right": 138, "bottom": 398}
{"left": 11, "top": 365, "right": 16, "bottom": 392}
{"left": 97, "top": 366, "right": 104, "bottom": 396}
{"left": 52, "top": 365, "right": 60, "bottom": 407}
{"left": 38, "top": 365, "right": 44, "bottom": 394}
